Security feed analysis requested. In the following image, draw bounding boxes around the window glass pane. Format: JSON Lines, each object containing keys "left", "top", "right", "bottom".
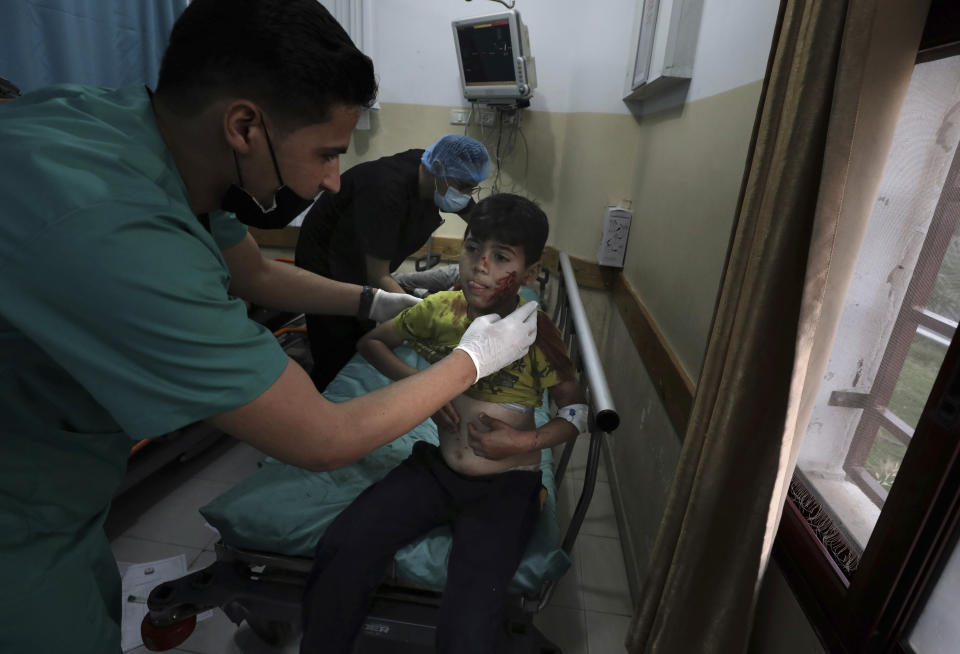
{"left": 928, "top": 230, "right": 960, "bottom": 323}
{"left": 859, "top": 328, "right": 950, "bottom": 498}
{"left": 889, "top": 332, "right": 951, "bottom": 429}
{"left": 865, "top": 427, "right": 907, "bottom": 493}
{"left": 793, "top": 54, "right": 960, "bottom": 566}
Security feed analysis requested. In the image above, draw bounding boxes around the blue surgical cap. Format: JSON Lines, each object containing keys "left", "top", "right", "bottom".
{"left": 421, "top": 134, "right": 491, "bottom": 184}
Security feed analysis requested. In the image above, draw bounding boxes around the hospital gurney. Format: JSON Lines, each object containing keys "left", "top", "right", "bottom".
{"left": 140, "top": 253, "right": 620, "bottom": 653}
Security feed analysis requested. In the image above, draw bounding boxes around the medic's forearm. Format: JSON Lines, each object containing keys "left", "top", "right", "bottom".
{"left": 357, "top": 337, "right": 420, "bottom": 381}
{"left": 223, "top": 234, "right": 362, "bottom": 316}
{"left": 364, "top": 255, "right": 404, "bottom": 294}
{"left": 209, "top": 352, "right": 477, "bottom": 471}
{"left": 370, "top": 272, "right": 405, "bottom": 295}
{"left": 329, "top": 351, "right": 476, "bottom": 462}
{"left": 256, "top": 258, "right": 364, "bottom": 315}
{"left": 238, "top": 258, "right": 363, "bottom": 316}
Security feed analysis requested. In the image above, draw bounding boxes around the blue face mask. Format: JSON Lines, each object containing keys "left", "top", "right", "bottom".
{"left": 434, "top": 186, "right": 472, "bottom": 213}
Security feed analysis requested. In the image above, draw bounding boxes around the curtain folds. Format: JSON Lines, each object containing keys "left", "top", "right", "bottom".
{"left": 0, "top": 0, "right": 188, "bottom": 93}
{"left": 625, "top": 1, "right": 930, "bottom": 652}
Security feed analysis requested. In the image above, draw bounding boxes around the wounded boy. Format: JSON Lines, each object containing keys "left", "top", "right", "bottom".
{"left": 299, "top": 193, "right": 588, "bottom": 654}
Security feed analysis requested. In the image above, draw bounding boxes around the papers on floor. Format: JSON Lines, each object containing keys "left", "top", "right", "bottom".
{"left": 118, "top": 554, "right": 190, "bottom": 652}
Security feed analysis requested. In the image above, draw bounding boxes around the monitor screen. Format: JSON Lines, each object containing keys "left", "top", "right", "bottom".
{"left": 455, "top": 19, "right": 516, "bottom": 86}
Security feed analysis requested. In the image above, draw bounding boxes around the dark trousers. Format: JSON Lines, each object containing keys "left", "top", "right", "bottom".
{"left": 300, "top": 442, "right": 543, "bottom": 654}
{"left": 294, "top": 223, "right": 373, "bottom": 392}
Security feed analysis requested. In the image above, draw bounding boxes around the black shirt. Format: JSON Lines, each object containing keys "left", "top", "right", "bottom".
{"left": 296, "top": 149, "right": 442, "bottom": 285}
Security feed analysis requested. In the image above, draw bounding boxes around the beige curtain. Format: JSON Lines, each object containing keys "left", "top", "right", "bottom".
{"left": 625, "top": 1, "right": 931, "bottom": 652}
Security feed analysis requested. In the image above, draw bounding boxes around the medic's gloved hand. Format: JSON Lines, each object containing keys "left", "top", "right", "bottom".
{"left": 368, "top": 289, "right": 421, "bottom": 322}
{"left": 455, "top": 302, "right": 539, "bottom": 383}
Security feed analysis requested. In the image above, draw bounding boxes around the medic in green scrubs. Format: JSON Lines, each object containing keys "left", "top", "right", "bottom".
{"left": 0, "top": 1, "right": 538, "bottom": 652}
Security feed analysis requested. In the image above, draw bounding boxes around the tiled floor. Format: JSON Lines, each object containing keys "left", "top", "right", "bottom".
{"left": 105, "top": 435, "right": 633, "bottom": 654}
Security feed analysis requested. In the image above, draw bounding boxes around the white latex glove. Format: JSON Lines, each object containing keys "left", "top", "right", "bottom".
{"left": 368, "top": 289, "right": 421, "bottom": 322}
{"left": 455, "top": 302, "right": 539, "bottom": 383}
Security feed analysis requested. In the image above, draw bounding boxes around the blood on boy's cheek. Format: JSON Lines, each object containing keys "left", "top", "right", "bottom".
{"left": 489, "top": 271, "right": 519, "bottom": 304}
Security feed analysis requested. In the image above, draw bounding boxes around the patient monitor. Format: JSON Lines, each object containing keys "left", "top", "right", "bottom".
{"left": 452, "top": 10, "right": 537, "bottom": 105}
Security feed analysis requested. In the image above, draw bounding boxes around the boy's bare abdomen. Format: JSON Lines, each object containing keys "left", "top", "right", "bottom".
{"left": 439, "top": 395, "right": 541, "bottom": 476}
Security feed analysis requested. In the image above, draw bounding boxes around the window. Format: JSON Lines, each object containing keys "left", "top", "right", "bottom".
{"left": 324, "top": 0, "right": 367, "bottom": 49}
{"left": 324, "top": 0, "right": 378, "bottom": 130}
{"left": 838, "top": 210, "right": 957, "bottom": 509}
{"left": 623, "top": 0, "right": 703, "bottom": 100}
{"left": 792, "top": 50, "right": 960, "bottom": 551}
{"left": 774, "top": 4, "right": 960, "bottom": 649}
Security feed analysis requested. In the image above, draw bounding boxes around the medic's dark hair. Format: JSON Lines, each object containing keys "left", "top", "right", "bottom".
{"left": 465, "top": 194, "right": 548, "bottom": 266}
{"left": 155, "top": 0, "right": 376, "bottom": 129}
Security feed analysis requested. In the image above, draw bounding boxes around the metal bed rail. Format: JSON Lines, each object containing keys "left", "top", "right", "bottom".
{"left": 531, "top": 252, "right": 620, "bottom": 613}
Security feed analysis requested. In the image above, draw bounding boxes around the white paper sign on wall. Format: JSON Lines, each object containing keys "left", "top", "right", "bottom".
{"left": 597, "top": 206, "right": 633, "bottom": 267}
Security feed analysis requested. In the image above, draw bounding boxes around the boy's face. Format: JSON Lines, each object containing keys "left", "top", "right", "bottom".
{"left": 459, "top": 234, "right": 539, "bottom": 316}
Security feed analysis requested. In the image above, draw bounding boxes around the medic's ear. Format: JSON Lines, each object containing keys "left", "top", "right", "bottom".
{"left": 223, "top": 101, "right": 261, "bottom": 153}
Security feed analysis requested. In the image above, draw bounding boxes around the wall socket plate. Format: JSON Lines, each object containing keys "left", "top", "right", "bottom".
{"left": 477, "top": 110, "right": 496, "bottom": 126}
{"left": 597, "top": 206, "right": 633, "bottom": 268}
{"left": 449, "top": 108, "right": 515, "bottom": 127}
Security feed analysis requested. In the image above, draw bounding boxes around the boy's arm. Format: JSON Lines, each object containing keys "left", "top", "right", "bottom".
{"left": 357, "top": 321, "right": 421, "bottom": 381}
{"left": 466, "top": 379, "right": 587, "bottom": 460}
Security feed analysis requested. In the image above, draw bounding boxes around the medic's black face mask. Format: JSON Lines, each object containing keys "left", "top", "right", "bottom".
{"left": 220, "top": 123, "right": 316, "bottom": 229}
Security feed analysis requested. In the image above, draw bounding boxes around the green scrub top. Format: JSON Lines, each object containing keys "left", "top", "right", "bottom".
{"left": 0, "top": 85, "right": 289, "bottom": 653}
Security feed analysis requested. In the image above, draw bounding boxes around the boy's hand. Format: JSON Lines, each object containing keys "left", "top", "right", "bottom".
{"left": 431, "top": 402, "right": 460, "bottom": 432}
{"left": 466, "top": 413, "right": 529, "bottom": 460}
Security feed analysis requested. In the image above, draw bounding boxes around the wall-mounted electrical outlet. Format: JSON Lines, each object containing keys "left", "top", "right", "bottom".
{"left": 478, "top": 110, "right": 496, "bottom": 126}
{"left": 597, "top": 205, "right": 633, "bottom": 268}
{"left": 450, "top": 108, "right": 469, "bottom": 125}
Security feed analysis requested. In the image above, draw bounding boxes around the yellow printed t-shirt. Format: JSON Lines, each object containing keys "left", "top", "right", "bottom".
{"left": 392, "top": 290, "right": 575, "bottom": 407}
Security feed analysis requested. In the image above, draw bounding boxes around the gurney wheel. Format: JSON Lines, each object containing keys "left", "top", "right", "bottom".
{"left": 247, "top": 615, "right": 295, "bottom": 646}
{"left": 140, "top": 614, "right": 197, "bottom": 651}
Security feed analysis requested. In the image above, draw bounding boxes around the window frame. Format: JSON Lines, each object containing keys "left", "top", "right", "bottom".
{"left": 622, "top": 0, "right": 703, "bottom": 101}
{"left": 777, "top": 333, "right": 960, "bottom": 652}
{"left": 834, "top": 149, "right": 960, "bottom": 507}
{"left": 774, "top": 4, "right": 960, "bottom": 650}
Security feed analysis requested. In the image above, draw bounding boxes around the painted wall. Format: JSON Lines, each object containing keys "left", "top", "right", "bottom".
{"left": 366, "top": 0, "right": 637, "bottom": 114}
{"left": 622, "top": 82, "right": 764, "bottom": 377}
{"left": 582, "top": 286, "right": 682, "bottom": 598}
